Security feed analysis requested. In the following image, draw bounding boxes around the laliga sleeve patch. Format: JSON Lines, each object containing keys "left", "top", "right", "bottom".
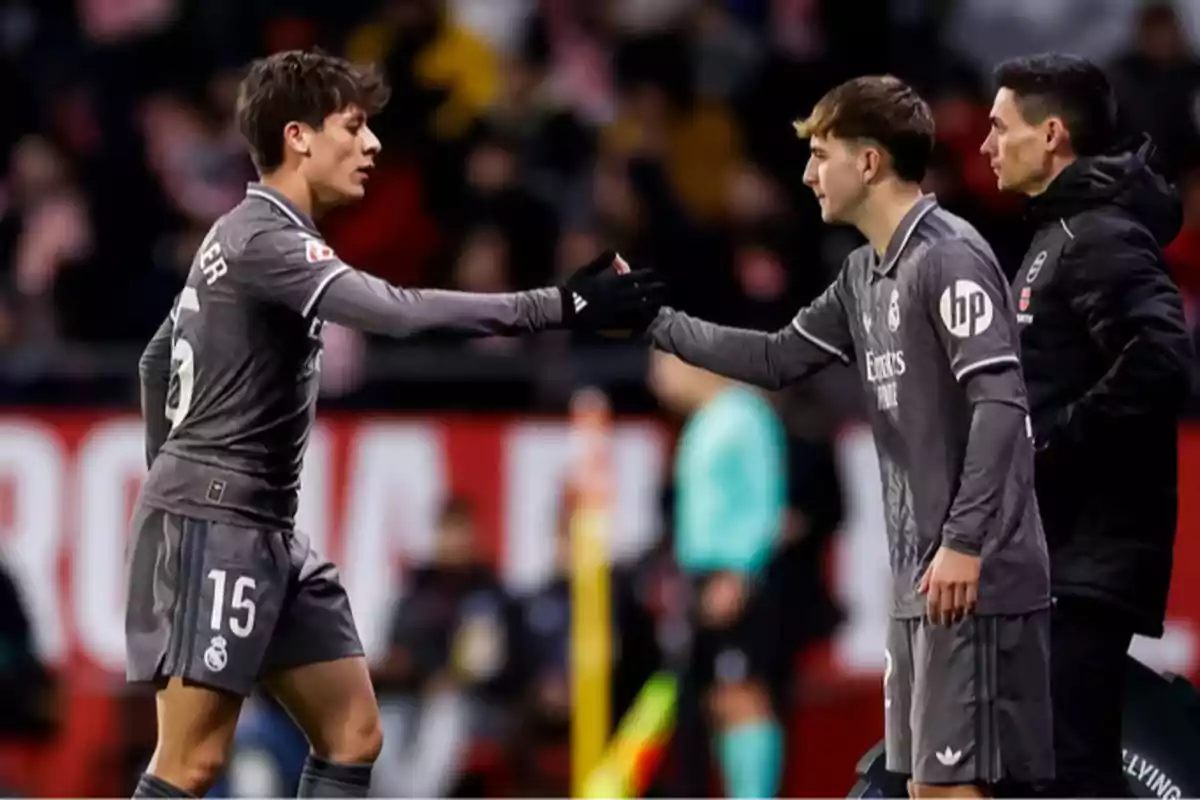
{"left": 305, "top": 239, "right": 336, "bottom": 264}
{"left": 938, "top": 279, "right": 993, "bottom": 338}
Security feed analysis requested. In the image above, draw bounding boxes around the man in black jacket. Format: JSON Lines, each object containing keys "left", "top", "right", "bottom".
{"left": 981, "top": 54, "right": 1194, "bottom": 796}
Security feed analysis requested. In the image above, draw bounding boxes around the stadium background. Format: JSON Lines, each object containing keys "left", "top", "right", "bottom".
{"left": 1, "top": 0, "right": 1200, "bottom": 796}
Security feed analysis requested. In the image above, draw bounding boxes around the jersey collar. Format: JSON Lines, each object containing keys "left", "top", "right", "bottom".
{"left": 873, "top": 194, "right": 938, "bottom": 277}
{"left": 245, "top": 183, "right": 319, "bottom": 234}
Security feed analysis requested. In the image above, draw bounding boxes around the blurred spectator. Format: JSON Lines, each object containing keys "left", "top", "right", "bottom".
{"left": 320, "top": 156, "right": 442, "bottom": 289}
{"left": 769, "top": 0, "right": 826, "bottom": 63}
{"left": 77, "top": 0, "right": 177, "bottom": 45}
{"left": 486, "top": 14, "right": 595, "bottom": 216}
{"left": 0, "top": 558, "right": 60, "bottom": 795}
{"left": 348, "top": 0, "right": 500, "bottom": 143}
{"left": 138, "top": 92, "right": 248, "bottom": 225}
{"left": 448, "top": 0, "right": 536, "bottom": 57}
{"left": 451, "top": 227, "right": 513, "bottom": 294}
{"left": 445, "top": 226, "right": 524, "bottom": 354}
{"left": 0, "top": 135, "right": 94, "bottom": 344}
{"left": 372, "top": 497, "right": 518, "bottom": 798}
{"left": 0, "top": 559, "right": 59, "bottom": 741}
{"left": 690, "top": 0, "right": 762, "bottom": 101}
{"left": 611, "top": 0, "right": 700, "bottom": 35}
{"left": 540, "top": 0, "right": 619, "bottom": 124}
{"left": 456, "top": 125, "right": 558, "bottom": 288}
{"left": 720, "top": 160, "right": 824, "bottom": 327}
{"left": 947, "top": 0, "right": 1141, "bottom": 72}
{"left": 1111, "top": 2, "right": 1200, "bottom": 175}
{"left": 592, "top": 152, "right": 730, "bottom": 321}
{"left": 510, "top": 517, "right": 573, "bottom": 795}
{"left": 607, "top": 31, "right": 745, "bottom": 223}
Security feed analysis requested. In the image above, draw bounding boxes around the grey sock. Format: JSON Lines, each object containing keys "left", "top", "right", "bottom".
{"left": 297, "top": 754, "right": 373, "bottom": 798}
{"left": 133, "top": 772, "right": 194, "bottom": 798}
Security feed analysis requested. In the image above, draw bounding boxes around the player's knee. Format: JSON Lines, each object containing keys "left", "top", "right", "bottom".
{"left": 316, "top": 706, "right": 383, "bottom": 765}
{"left": 152, "top": 746, "right": 229, "bottom": 795}
{"left": 182, "top": 753, "right": 228, "bottom": 795}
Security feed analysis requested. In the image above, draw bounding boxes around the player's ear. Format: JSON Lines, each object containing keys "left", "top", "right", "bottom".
{"left": 860, "top": 145, "right": 882, "bottom": 184}
{"left": 282, "top": 121, "right": 312, "bottom": 158}
{"left": 1045, "top": 117, "right": 1070, "bottom": 155}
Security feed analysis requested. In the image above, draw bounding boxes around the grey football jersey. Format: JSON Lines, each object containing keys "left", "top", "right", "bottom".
{"left": 141, "top": 184, "right": 561, "bottom": 529}
{"left": 651, "top": 196, "right": 1049, "bottom": 617}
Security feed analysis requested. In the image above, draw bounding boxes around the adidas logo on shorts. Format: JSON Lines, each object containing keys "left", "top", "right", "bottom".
{"left": 935, "top": 746, "right": 963, "bottom": 767}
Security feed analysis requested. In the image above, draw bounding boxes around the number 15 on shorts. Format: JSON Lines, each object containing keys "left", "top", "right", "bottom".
{"left": 208, "top": 569, "right": 257, "bottom": 638}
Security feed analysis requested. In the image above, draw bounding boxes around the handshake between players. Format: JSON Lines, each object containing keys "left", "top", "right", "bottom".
{"left": 130, "top": 50, "right": 1008, "bottom": 800}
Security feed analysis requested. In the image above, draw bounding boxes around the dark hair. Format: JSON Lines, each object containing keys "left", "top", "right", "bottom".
{"left": 993, "top": 54, "right": 1116, "bottom": 157}
{"left": 794, "top": 75, "right": 935, "bottom": 182}
{"left": 236, "top": 49, "right": 390, "bottom": 173}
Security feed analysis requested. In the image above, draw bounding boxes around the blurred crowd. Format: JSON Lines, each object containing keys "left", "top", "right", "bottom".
{"left": 2, "top": 0, "right": 1200, "bottom": 401}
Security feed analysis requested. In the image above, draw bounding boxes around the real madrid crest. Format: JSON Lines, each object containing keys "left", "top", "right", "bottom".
{"left": 887, "top": 288, "right": 901, "bottom": 332}
{"left": 204, "top": 635, "right": 229, "bottom": 673}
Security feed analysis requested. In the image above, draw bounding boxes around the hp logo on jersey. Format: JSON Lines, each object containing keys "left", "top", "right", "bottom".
{"left": 939, "top": 280, "right": 993, "bottom": 338}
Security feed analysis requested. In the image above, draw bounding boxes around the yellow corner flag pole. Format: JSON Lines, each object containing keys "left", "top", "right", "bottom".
{"left": 569, "top": 388, "right": 613, "bottom": 797}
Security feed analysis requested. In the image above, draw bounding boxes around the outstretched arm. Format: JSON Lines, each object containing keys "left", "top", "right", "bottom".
{"left": 239, "top": 232, "right": 661, "bottom": 336}
{"left": 317, "top": 272, "right": 563, "bottom": 337}
{"left": 648, "top": 277, "right": 854, "bottom": 390}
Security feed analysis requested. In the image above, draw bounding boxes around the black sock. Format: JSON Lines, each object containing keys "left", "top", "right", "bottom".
{"left": 133, "top": 772, "right": 194, "bottom": 798}
{"left": 297, "top": 754, "right": 373, "bottom": 798}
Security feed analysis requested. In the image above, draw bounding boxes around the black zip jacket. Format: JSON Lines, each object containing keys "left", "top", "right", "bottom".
{"left": 1014, "top": 139, "right": 1193, "bottom": 636}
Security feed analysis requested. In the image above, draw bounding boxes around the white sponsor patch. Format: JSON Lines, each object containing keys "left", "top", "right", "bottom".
{"left": 305, "top": 240, "right": 336, "bottom": 264}
{"left": 939, "top": 279, "right": 993, "bottom": 338}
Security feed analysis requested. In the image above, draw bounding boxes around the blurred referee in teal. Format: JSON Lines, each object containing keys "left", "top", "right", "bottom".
{"left": 650, "top": 350, "right": 787, "bottom": 798}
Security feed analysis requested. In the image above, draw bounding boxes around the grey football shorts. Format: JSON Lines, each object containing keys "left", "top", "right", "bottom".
{"left": 884, "top": 610, "right": 1054, "bottom": 786}
{"left": 125, "top": 503, "right": 363, "bottom": 696}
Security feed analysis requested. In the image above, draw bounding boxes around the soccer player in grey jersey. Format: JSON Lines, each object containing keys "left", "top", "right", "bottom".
{"left": 126, "top": 50, "right": 662, "bottom": 799}
{"left": 649, "top": 77, "right": 1053, "bottom": 797}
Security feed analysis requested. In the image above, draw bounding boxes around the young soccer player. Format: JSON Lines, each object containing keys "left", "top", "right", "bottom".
{"left": 127, "top": 49, "right": 662, "bottom": 798}
{"left": 647, "top": 76, "right": 1053, "bottom": 797}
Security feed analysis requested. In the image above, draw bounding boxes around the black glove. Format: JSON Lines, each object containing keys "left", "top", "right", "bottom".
{"left": 558, "top": 251, "right": 666, "bottom": 330}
